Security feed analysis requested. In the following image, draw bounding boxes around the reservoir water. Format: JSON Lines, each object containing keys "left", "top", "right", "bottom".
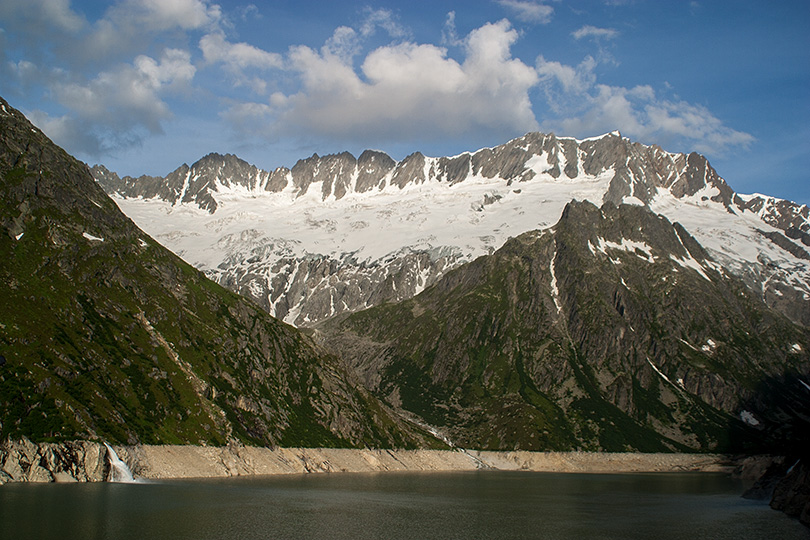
{"left": 0, "top": 471, "right": 806, "bottom": 539}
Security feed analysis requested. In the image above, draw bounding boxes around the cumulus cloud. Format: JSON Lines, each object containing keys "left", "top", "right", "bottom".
{"left": 1, "top": 0, "right": 223, "bottom": 157}
{"left": 322, "top": 26, "right": 363, "bottom": 61}
{"left": 239, "top": 19, "right": 539, "bottom": 144}
{"left": 200, "top": 31, "right": 282, "bottom": 70}
{"left": 441, "top": 11, "right": 461, "bottom": 47}
{"left": 75, "top": 0, "right": 220, "bottom": 63}
{"left": 0, "top": 0, "right": 88, "bottom": 58}
{"left": 496, "top": 0, "right": 554, "bottom": 24}
{"left": 25, "top": 111, "right": 122, "bottom": 157}
{"left": 29, "top": 48, "right": 197, "bottom": 156}
{"left": 537, "top": 55, "right": 597, "bottom": 97}
{"left": 4, "top": 2, "right": 754, "bottom": 164}
{"left": 56, "top": 48, "right": 194, "bottom": 131}
{"left": 2, "top": 0, "right": 222, "bottom": 67}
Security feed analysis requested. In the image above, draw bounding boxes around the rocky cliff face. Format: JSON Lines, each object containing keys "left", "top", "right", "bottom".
{"left": 770, "top": 460, "right": 810, "bottom": 527}
{"left": 0, "top": 95, "right": 436, "bottom": 449}
{"left": 0, "top": 438, "right": 108, "bottom": 483}
{"left": 93, "top": 131, "right": 810, "bottom": 328}
{"left": 213, "top": 246, "right": 461, "bottom": 324}
{"left": 319, "top": 201, "right": 810, "bottom": 452}
{"left": 95, "top": 132, "right": 741, "bottom": 209}
{"left": 96, "top": 131, "right": 809, "bottom": 230}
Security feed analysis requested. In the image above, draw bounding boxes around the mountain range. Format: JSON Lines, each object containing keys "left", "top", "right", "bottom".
{"left": 320, "top": 199, "right": 809, "bottom": 452}
{"left": 1, "top": 92, "right": 808, "bottom": 457}
{"left": 92, "top": 131, "right": 809, "bottom": 329}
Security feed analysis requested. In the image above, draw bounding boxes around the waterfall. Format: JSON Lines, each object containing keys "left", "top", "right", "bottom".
{"left": 104, "top": 443, "right": 135, "bottom": 483}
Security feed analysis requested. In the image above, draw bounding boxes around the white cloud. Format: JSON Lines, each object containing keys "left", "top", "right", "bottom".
{"left": 135, "top": 48, "right": 196, "bottom": 91}
{"left": 4, "top": 2, "right": 755, "bottom": 165}
{"left": 535, "top": 51, "right": 753, "bottom": 154}
{"left": 1, "top": 0, "right": 222, "bottom": 67}
{"left": 358, "top": 7, "right": 410, "bottom": 40}
{"left": 200, "top": 31, "right": 282, "bottom": 70}
{"left": 316, "top": 8, "right": 409, "bottom": 62}
{"left": 236, "top": 4, "right": 260, "bottom": 21}
{"left": 34, "top": 48, "right": 197, "bottom": 155}
{"left": 572, "top": 25, "right": 619, "bottom": 41}
{"left": 240, "top": 20, "right": 539, "bottom": 144}
{"left": 1, "top": 0, "right": 221, "bottom": 158}
{"left": 496, "top": 0, "right": 554, "bottom": 24}
{"left": 73, "top": 0, "right": 220, "bottom": 63}
{"left": 643, "top": 97, "right": 755, "bottom": 153}
{"left": 323, "top": 26, "right": 362, "bottom": 61}
{"left": 26, "top": 110, "right": 123, "bottom": 157}
{"left": 538, "top": 65, "right": 754, "bottom": 154}
{"left": 441, "top": 11, "right": 461, "bottom": 47}
{"left": 537, "top": 55, "right": 597, "bottom": 96}
{"left": 199, "top": 31, "right": 282, "bottom": 93}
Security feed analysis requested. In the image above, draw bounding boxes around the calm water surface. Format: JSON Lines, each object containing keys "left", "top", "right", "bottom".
{"left": 0, "top": 471, "right": 806, "bottom": 539}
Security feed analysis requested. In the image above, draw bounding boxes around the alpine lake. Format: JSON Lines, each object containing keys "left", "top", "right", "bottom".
{"left": 1, "top": 470, "right": 806, "bottom": 539}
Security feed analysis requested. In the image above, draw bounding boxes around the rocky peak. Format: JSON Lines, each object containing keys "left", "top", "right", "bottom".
{"left": 558, "top": 200, "right": 712, "bottom": 268}
{"left": 390, "top": 152, "right": 427, "bottom": 188}
{"left": 356, "top": 150, "right": 396, "bottom": 193}
{"left": 291, "top": 151, "right": 361, "bottom": 199}
{"left": 735, "top": 193, "right": 810, "bottom": 234}
{"left": 324, "top": 199, "right": 810, "bottom": 452}
{"left": 91, "top": 127, "right": 809, "bottom": 327}
{"left": 92, "top": 129, "right": 791, "bottom": 230}
{"left": 89, "top": 164, "right": 120, "bottom": 193}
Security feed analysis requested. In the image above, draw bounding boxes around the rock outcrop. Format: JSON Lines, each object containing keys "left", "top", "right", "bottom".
{"left": 0, "top": 438, "right": 107, "bottom": 484}
{"left": 741, "top": 455, "right": 810, "bottom": 528}
{"left": 770, "top": 459, "right": 810, "bottom": 527}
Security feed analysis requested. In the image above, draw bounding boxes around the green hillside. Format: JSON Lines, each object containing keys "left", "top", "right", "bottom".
{"left": 0, "top": 96, "right": 433, "bottom": 448}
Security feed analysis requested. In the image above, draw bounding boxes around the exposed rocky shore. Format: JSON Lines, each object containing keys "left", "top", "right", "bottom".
{"left": 0, "top": 439, "right": 108, "bottom": 483}
{"left": 120, "top": 445, "right": 734, "bottom": 479}
{"left": 1, "top": 438, "right": 730, "bottom": 484}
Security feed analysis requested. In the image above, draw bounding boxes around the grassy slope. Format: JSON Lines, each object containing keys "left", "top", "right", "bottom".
{"left": 0, "top": 96, "right": 433, "bottom": 448}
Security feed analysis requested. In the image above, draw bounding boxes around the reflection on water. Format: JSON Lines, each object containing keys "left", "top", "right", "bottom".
{"left": 0, "top": 471, "right": 805, "bottom": 539}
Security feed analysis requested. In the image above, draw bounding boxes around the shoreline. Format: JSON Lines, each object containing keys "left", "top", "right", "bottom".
{"left": 0, "top": 439, "right": 735, "bottom": 484}
{"left": 118, "top": 446, "right": 734, "bottom": 481}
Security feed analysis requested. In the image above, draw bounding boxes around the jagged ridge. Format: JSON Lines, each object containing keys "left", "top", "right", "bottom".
{"left": 94, "top": 130, "right": 810, "bottom": 328}
{"left": 320, "top": 200, "right": 810, "bottom": 452}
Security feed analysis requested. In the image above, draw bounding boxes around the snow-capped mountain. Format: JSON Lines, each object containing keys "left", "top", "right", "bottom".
{"left": 93, "top": 131, "right": 810, "bottom": 326}
{"left": 320, "top": 199, "right": 810, "bottom": 452}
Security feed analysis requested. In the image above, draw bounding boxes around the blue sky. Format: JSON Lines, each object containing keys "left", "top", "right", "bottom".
{"left": 1, "top": 1, "right": 808, "bottom": 204}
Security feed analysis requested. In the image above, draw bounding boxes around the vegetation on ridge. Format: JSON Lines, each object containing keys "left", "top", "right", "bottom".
{"left": 321, "top": 201, "right": 810, "bottom": 452}
{"left": 0, "top": 96, "right": 435, "bottom": 448}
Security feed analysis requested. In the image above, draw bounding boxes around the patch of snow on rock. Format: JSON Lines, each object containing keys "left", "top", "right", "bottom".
{"left": 739, "top": 410, "right": 760, "bottom": 426}
{"left": 83, "top": 232, "right": 104, "bottom": 242}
